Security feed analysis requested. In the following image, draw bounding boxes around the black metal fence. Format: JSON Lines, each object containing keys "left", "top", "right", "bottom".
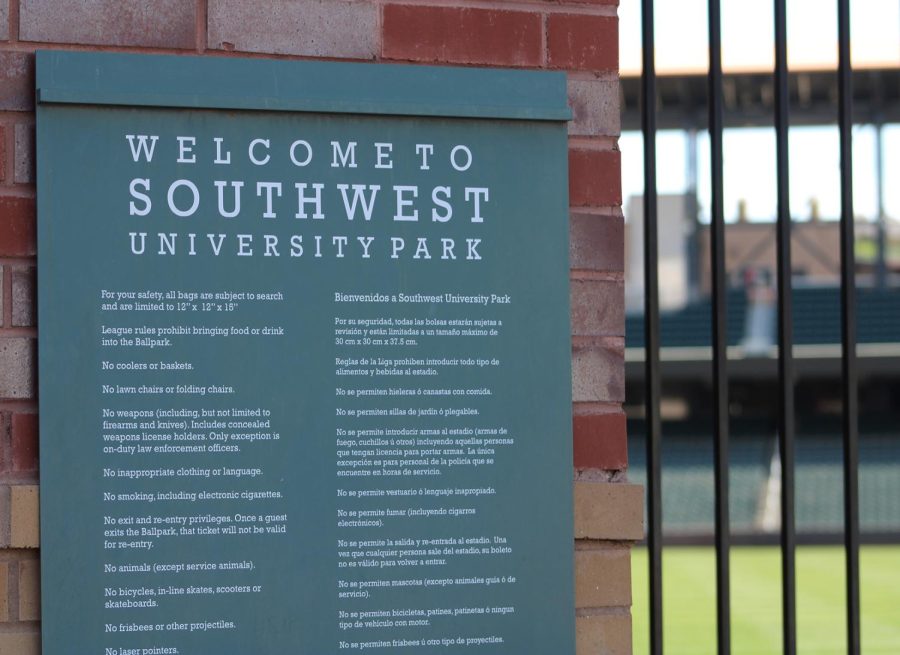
{"left": 638, "top": 1, "right": 861, "bottom": 653}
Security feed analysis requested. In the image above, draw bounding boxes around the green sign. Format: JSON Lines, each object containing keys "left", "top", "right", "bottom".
{"left": 38, "top": 51, "right": 574, "bottom": 654}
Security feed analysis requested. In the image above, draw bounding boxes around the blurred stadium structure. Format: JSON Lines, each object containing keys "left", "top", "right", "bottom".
{"left": 622, "top": 210, "right": 900, "bottom": 542}
{"left": 621, "top": 8, "right": 900, "bottom": 545}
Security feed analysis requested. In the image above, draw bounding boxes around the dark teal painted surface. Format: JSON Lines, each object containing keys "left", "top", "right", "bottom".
{"left": 38, "top": 53, "right": 573, "bottom": 654}
{"left": 36, "top": 50, "right": 572, "bottom": 121}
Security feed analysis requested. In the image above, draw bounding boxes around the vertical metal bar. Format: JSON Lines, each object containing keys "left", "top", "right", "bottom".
{"left": 837, "top": 1, "right": 861, "bottom": 654}
{"left": 773, "top": 1, "right": 797, "bottom": 653}
{"left": 707, "top": 1, "right": 731, "bottom": 653}
{"left": 641, "top": 1, "right": 663, "bottom": 653}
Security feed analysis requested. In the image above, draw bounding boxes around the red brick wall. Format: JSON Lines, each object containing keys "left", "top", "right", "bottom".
{"left": 0, "top": 1, "right": 637, "bottom": 652}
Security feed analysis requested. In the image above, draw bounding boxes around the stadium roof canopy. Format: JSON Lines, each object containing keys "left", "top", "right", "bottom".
{"left": 620, "top": 66, "right": 900, "bottom": 131}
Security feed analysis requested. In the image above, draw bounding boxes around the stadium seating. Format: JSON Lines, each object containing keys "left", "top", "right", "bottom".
{"left": 627, "top": 422, "right": 900, "bottom": 536}
{"left": 794, "top": 432, "right": 900, "bottom": 532}
{"left": 625, "top": 287, "right": 900, "bottom": 348}
{"left": 624, "top": 286, "right": 900, "bottom": 537}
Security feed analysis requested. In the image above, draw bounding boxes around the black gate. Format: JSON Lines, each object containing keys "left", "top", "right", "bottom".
{"left": 637, "top": 1, "right": 861, "bottom": 654}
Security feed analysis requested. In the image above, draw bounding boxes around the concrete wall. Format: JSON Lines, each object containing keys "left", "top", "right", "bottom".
{"left": 0, "top": 1, "right": 637, "bottom": 652}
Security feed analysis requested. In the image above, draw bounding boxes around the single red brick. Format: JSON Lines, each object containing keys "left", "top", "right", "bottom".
{"left": 572, "top": 343, "right": 624, "bottom": 403}
{"left": 569, "top": 149, "right": 621, "bottom": 207}
{"left": 0, "top": 197, "right": 36, "bottom": 256}
{"left": 573, "top": 413, "right": 627, "bottom": 469}
{"left": 383, "top": 5, "right": 542, "bottom": 67}
{"left": 0, "top": 126, "right": 6, "bottom": 181}
{"left": 0, "top": 412, "right": 9, "bottom": 472}
{"left": 12, "top": 266, "right": 36, "bottom": 328}
{"left": 0, "top": 337, "right": 36, "bottom": 399}
{"left": 209, "top": 0, "right": 378, "bottom": 59}
{"left": 571, "top": 279, "right": 625, "bottom": 337}
{"left": 19, "top": 0, "right": 195, "bottom": 49}
{"left": 568, "top": 78, "right": 620, "bottom": 137}
{"left": 0, "top": 52, "right": 35, "bottom": 111}
{"left": 12, "top": 413, "right": 38, "bottom": 472}
{"left": 15, "top": 124, "right": 35, "bottom": 184}
{"left": 570, "top": 213, "right": 624, "bottom": 272}
{"left": 548, "top": 14, "right": 618, "bottom": 72}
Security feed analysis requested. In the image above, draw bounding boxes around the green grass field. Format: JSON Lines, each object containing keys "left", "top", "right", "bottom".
{"left": 632, "top": 545, "right": 900, "bottom": 655}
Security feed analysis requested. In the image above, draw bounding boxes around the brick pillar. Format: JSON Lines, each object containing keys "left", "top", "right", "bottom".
{"left": 0, "top": 2, "right": 636, "bottom": 652}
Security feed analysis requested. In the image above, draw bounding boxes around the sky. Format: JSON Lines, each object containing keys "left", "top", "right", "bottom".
{"left": 619, "top": 0, "right": 900, "bottom": 74}
{"left": 617, "top": 0, "right": 900, "bottom": 223}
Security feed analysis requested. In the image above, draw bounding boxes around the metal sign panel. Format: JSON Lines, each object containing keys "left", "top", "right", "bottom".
{"left": 37, "top": 51, "right": 573, "bottom": 654}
